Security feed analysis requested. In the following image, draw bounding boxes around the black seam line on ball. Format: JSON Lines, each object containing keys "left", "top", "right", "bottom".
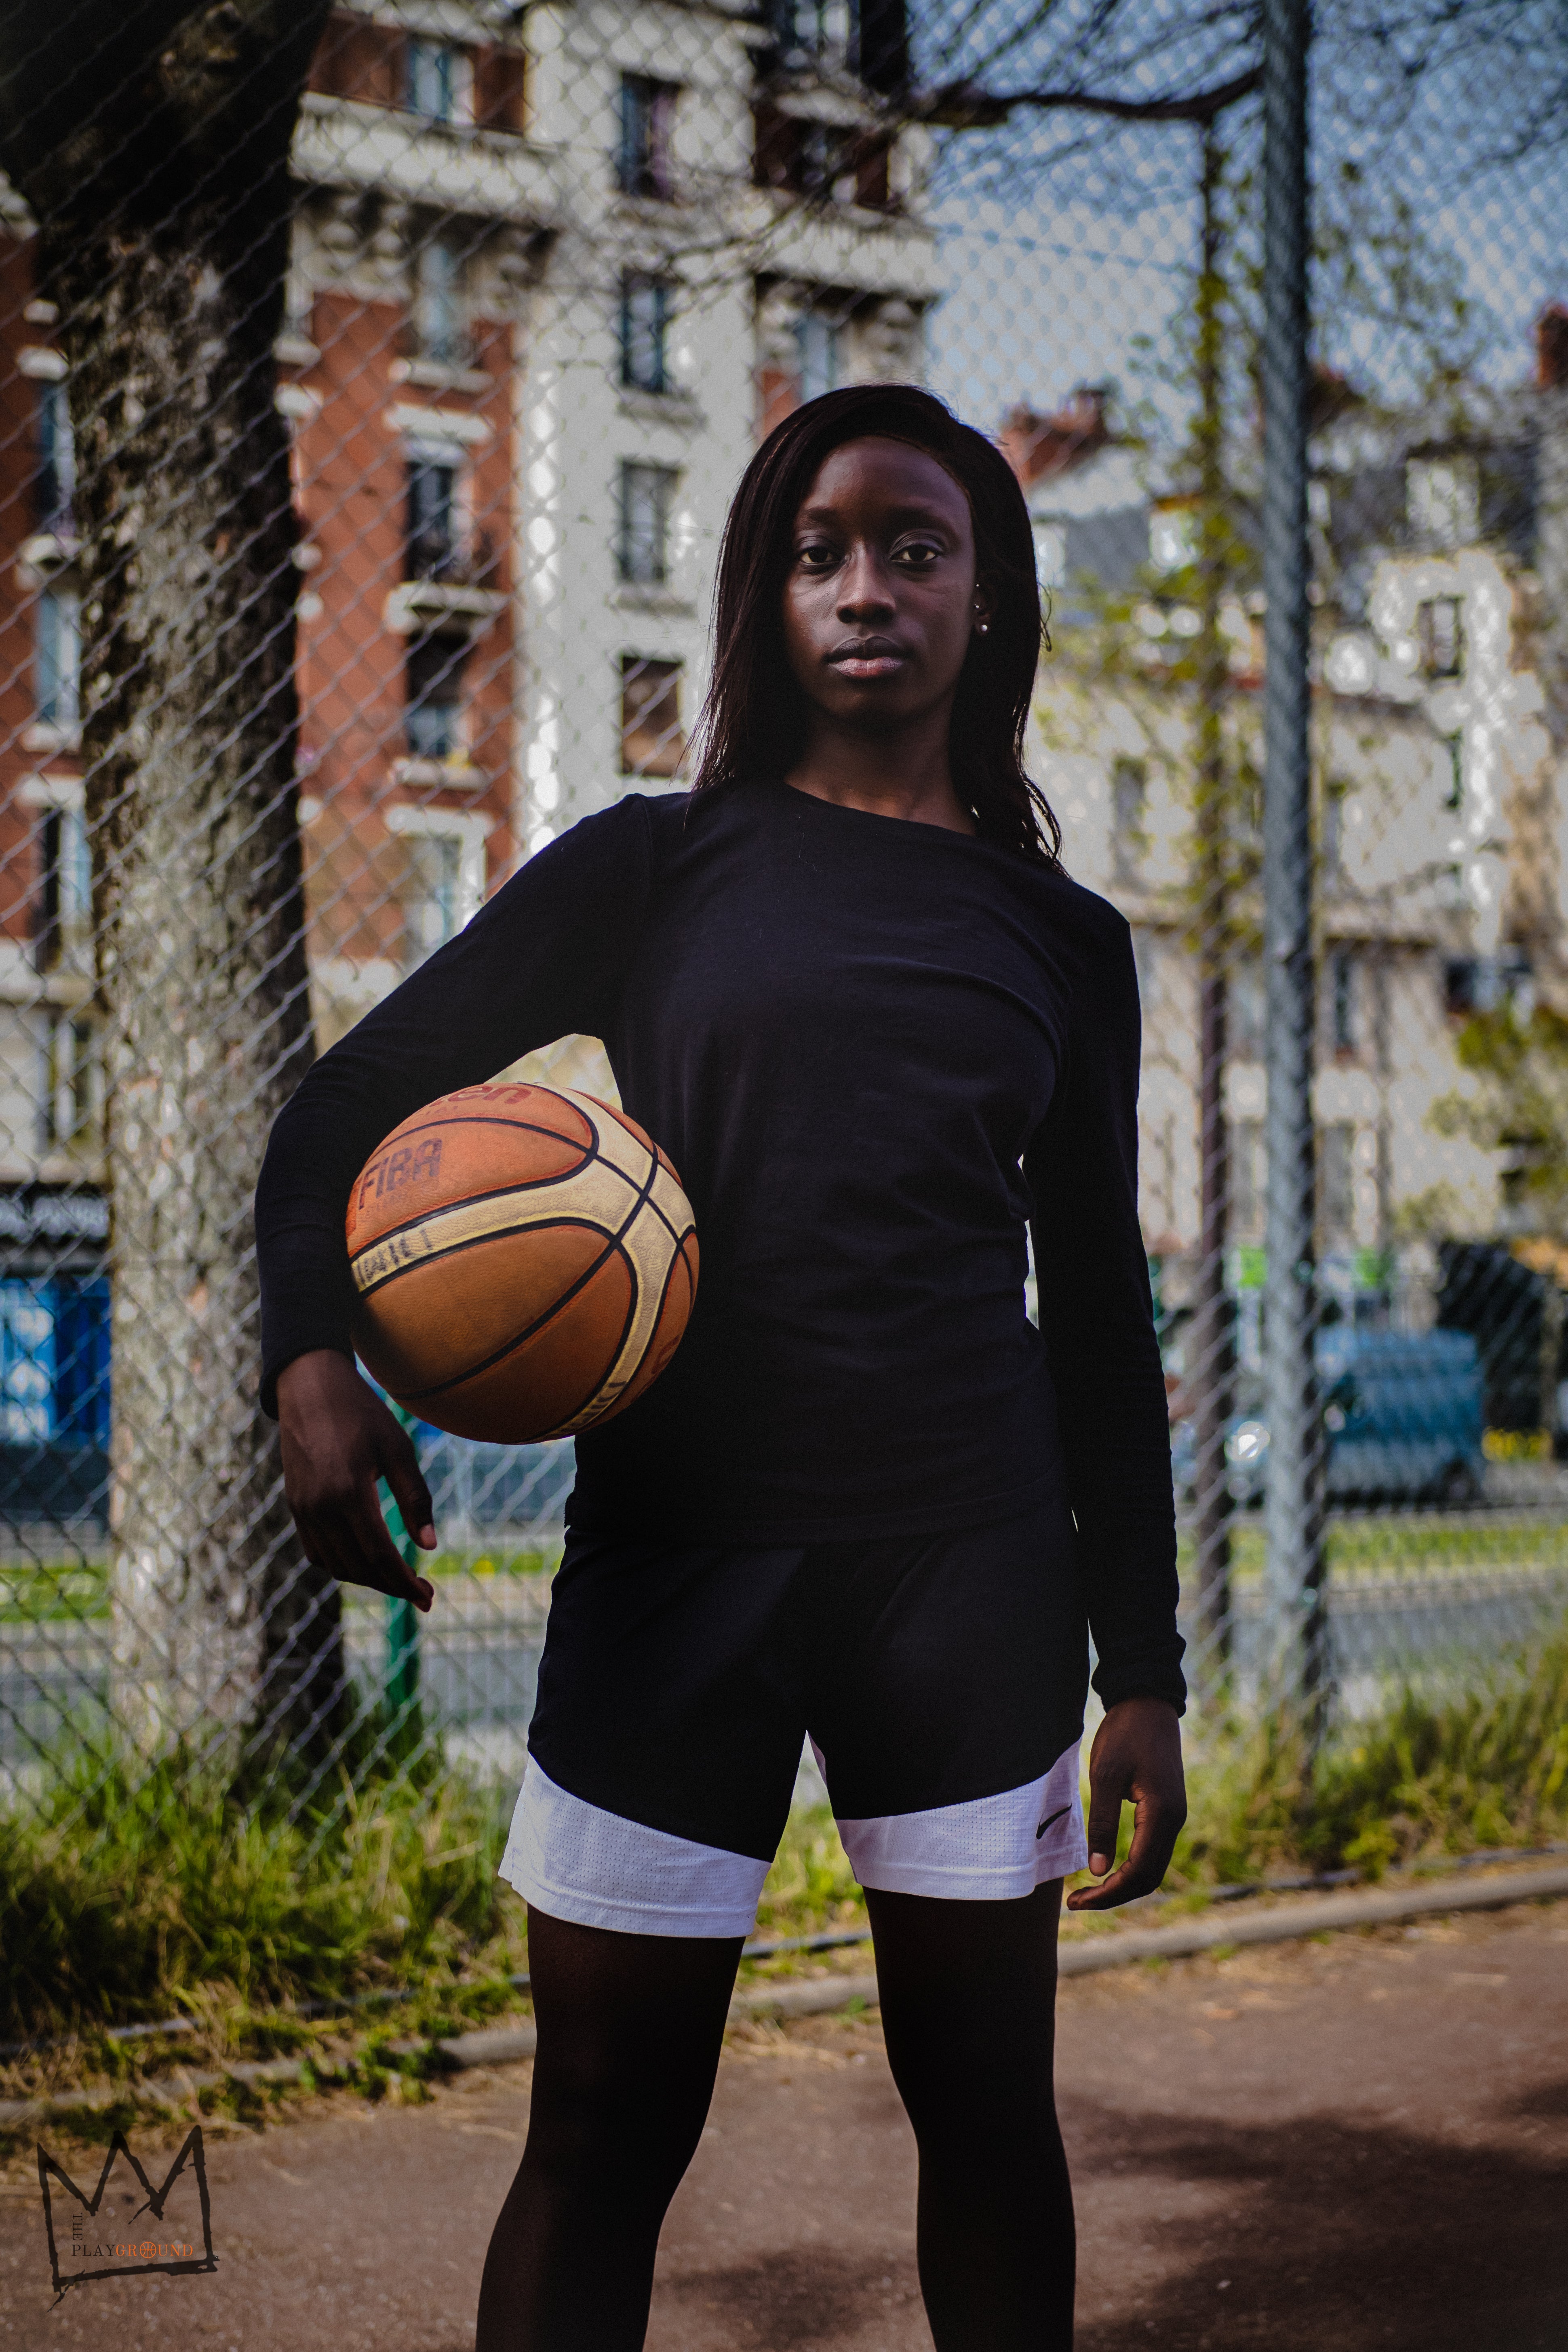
{"left": 535, "top": 1238, "right": 644, "bottom": 1435}
{"left": 394, "top": 1144, "right": 666, "bottom": 1404}
{"left": 363, "top": 1111, "right": 601, "bottom": 1153}
{"left": 398, "top": 1230, "right": 636, "bottom": 1402}
{"left": 375, "top": 1112, "right": 589, "bottom": 1130}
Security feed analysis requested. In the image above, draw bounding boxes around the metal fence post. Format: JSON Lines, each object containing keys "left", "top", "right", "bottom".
{"left": 1260, "top": 0, "right": 1330, "bottom": 1730}
{"left": 1191, "top": 117, "right": 1236, "bottom": 1682}
{"left": 385, "top": 1402, "right": 422, "bottom": 1722}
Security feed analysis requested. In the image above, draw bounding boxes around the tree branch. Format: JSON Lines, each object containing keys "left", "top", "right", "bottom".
{"left": 917, "top": 62, "right": 1264, "bottom": 131}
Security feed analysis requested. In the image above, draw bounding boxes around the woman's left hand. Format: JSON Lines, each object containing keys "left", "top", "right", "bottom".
{"left": 1064, "top": 1696, "right": 1187, "bottom": 1911}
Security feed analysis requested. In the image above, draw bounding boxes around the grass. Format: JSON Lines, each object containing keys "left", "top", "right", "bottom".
{"left": 0, "top": 1740, "right": 529, "bottom": 2053}
{"left": 2, "top": 1636, "right": 1565, "bottom": 2080}
{"left": 1167, "top": 1631, "right": 1568, "bottom": 1886}
{"left": 0, "top": 1551, "right": 562, "bottom": 1622}
{"left": 750, "top": 1806, "right": 865, "bottom": 1947}
{"left": 0, "top": 1749, "right": 868, "bottom": 2059}
{"left": 1177, "top": 1510, "right": 1568, "bottom": 1585}
{"left": 422, "top": 1548, "right": 559, "bottom": 1579}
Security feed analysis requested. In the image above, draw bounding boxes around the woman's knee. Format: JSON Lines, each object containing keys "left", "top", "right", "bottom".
{"left": 523, "top": 2027, "right": 713, "bottom": 2208}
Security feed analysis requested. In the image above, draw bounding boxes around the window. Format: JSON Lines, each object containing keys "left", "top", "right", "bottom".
{"left": 405, "top": 453, "right": 459, "bottom": 580}
{"left": 35, "top": 588, "right": 80, "bottom": 729}
{"left": 621, "top": 656, "right": 685, "bottom": 778}
{"left": 1231, "top": 955, "right": 1266, "bottom": 1060}
{"left": 773, "top": 0, "right": 854, "bottom": 65}
{"left": 412, "top": 238, "right": 466, "bottom": 367}
{"left": 1444, "top": 951, "right": 1529, "bottom": 1021}
{"left": 1418, "top": 595, "right": 1463, "bottom": 679}
{"left": 618, "top": 462, "right": 676, "bottom": 586}
{"left": 408, "top": 832, "right": 463, "bottom": 959}
{"left": 796, "top": 120, "right": 858, "bottom": 200}
{"left": 404, "top": 634, "right": 469, "bottom": 762}
{"left": 36, "top": 799, "right": 91, "bottom": 972}
{"left": 1322, "top": 784, "right": 1347, "bottom": 886}
{"left": 35, "top": 380, "right": 74, "bottom": 536}
{"left": 618, "top": 75, "right": 676, "bottom": 199}
{"left": 1150, "top": 502, "right": 1198, "bottom": 571}
{"left": 41, "top": 1012, "right": 99, "bottom": 1155}
{"left": 1331, "top": 948, "right": 1357, "bottom": 1055}
{"left": 1111, "top": 757, "right": 1147, "bottom": 883}
{"left": 1232, "top": 1119, "right": 1265, "bottom": 1241}
{"left": 1406, "top": 456, "right": 1478, "bottom": 550}
{"left": 796, "top": 310, "right": 843, "bottom": 403}
{"left": 754, "top": 107, "right": 878, "bottom": 204}
{"left": 1443, "top": 733, "right": 1464, "bottom": 812}
{"left": 387, "top": 808, "right": 488, "bottom": 969}
{"left": 620, "top": 274, "right": 672, "bottom": 393}
{"left": 406, "top": 38, "right": 470, "bottom": 125}
{"left": 1319, "top": 1122, "right": 1356, "bottom": 1243}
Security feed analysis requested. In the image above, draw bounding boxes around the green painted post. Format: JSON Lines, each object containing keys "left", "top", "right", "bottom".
{"left": 384, "top": 1402, "right": 422, "bottom": 1720}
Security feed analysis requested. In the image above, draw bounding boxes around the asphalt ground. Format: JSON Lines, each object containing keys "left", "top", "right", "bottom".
{"left": 2, "top": 1893, "right": 1564, "bottom": 2351}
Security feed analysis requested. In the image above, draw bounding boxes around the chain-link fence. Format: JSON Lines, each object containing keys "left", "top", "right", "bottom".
{"left": 0, "top": 0, "right": 1566, "bottom": 1861}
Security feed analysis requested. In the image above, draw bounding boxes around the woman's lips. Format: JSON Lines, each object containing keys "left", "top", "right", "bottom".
{"left": 828, "top": 650, "right": 905, "bottom": 678}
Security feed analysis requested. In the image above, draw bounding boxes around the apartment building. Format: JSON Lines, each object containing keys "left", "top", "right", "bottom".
{"left": 1007, "top": 341, "right": 1568, "bottom": 1351}
{"left": 0, "top": 0, "right": 936, "bottom": 1481}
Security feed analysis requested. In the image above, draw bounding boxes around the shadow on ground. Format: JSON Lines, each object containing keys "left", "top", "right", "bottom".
{"left": 662, "top": 2246, "right": 923, "bottom": 2350}
{"left": 1068, "top": 2078, "right": 1568, "bottom": 2350}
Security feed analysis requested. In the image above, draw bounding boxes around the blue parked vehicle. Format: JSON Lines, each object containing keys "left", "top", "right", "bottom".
{"left": 1174, "top": 1326, "right": 1486, "bottom": 1507}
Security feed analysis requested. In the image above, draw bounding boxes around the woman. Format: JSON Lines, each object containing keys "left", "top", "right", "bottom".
{"left": 257, "top": 383, "right": 1186, "bottom": 2352}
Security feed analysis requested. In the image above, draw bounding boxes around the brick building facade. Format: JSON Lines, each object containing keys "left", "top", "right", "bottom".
{"left": 0, "top": 0, "right": 935, "bottom": 1480}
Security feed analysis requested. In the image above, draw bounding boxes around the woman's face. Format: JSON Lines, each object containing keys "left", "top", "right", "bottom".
{"left": 780, "top": 436, "right": 988, "bottom": 734}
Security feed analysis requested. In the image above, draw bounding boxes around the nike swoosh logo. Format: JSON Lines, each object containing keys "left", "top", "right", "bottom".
{"left": 1035, "top": 1805, "right": 1070, "bottom": 1840}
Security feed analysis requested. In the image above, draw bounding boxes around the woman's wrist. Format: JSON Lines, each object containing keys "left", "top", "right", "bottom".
{"left": 275, "top": 1347, "right": 359, "bottom": 1429}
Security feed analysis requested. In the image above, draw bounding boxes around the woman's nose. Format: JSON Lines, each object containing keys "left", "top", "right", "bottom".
{"left": 836, "top": 547, "right": 895, "bottom": 616}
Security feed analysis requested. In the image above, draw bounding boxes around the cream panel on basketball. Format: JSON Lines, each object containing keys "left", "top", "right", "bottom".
{"left": 348, "top": 1150, "right": 652, "bottom": 1298}
{"left": 537, "top": 1092, "right": 696, "bottom": 1437}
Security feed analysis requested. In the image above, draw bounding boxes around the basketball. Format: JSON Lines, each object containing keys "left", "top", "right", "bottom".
{"left": 345, "top": 1082, "right": 699, "bottom": 1444}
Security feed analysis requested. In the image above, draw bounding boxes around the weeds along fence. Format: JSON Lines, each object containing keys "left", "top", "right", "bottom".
{"left": 0, "top": 0, "right": 1565, "bottom": 1848}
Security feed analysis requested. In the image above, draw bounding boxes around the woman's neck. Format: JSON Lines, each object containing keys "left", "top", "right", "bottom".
{"left": 784, "top": 716, "right": 974, "bottom": 835}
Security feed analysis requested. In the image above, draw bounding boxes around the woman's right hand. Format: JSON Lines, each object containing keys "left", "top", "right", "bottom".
{"left": 277, "top": 1349, "right": 437, "bottom": 1610}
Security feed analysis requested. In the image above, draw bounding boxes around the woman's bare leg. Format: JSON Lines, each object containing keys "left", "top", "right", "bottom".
{"left": 865, "top": 1880, "right": 1073, "bottom": 2352}
{"left": 475, "top": 1907, "right": 742, "bottom": 2352}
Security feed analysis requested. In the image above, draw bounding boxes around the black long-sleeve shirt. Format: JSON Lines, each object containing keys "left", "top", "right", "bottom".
{"left": 256, "top": 780, "right": 1184, "bottom": 1711}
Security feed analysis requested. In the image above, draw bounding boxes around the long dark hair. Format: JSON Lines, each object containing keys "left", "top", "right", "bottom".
{"left": 689, "top": 384, "right": 1059, "bottom": 863}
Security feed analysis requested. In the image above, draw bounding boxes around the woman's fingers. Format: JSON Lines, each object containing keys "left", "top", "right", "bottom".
{"left": 1068, "top": 1789, "right": 1184, "bottom": 1909}
{"left": 347, "top": 1470, "right": 436, "bottom": 1609}
{"left": 1064, "top": 1696, "right": 1186, "bottom": 1913}
{"left": 381, "top": 1417, "right": 438, "bottom": 1553}
{"left": 277, "top": 1351, "right": 437, "bottom": 1608}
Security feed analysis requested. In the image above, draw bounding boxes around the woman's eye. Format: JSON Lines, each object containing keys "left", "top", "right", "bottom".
{"left": 896, "top": 542, "right": 941, "bottom": 569}
{"left": 797, "top": 542, "right": 839, "bottom": 570}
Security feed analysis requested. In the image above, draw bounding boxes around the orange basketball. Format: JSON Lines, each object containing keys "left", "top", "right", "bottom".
{"left": 345, "top": 1082, "right": 698, "bottom": 1444}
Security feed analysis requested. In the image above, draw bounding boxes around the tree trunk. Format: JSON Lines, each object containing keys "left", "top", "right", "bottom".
{"left": 0, "top": 1, "right": 340, "bottom": 1760}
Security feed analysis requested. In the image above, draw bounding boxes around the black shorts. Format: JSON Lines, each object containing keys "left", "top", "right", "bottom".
{"left": 499, "top": 1498, "right": 1090, "bottom": 1936}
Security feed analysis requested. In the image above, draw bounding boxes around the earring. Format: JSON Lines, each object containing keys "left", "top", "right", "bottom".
{"left": 977, "top": 620, "right": 989, "bottom": 634}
